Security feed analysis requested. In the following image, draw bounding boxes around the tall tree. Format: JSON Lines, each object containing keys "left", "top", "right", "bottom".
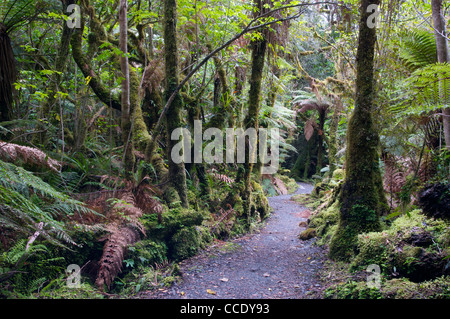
{"left": 0, "top": 0, "right": 37, "bottom": 122}
{"left": 119, "top": 0, "right": 135, "bottom": 178}
{"left": 431, "top": 0, "right": 450, "bottom": 150}
{"left": 163, "top": 0, "right": 189, "bottom": 208}
{"left": 329, "top": 0, "right": 387, "bottom": 261}
{"left": 0, "top": 21, "right": 15, "bottom": 122}
{"left": 240, "top": 0, "right": 269, "bottom": 225}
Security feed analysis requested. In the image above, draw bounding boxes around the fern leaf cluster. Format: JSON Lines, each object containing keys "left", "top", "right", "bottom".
{"left": 95, "top": 191, "right": 145, "bottom": 290}
{"left": 398, "top": 29, "right": 437, "bottom": 71}
{"left": 389, "top": 27, "right": 450, "bottom": 117}
{"left": 0, "top": 158, "right": 94, "bottom": 248}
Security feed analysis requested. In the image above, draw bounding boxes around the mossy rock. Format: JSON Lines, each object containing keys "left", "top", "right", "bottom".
{"left": 309, "top": 200, "right": 340, "bottom": 245}
{"left": 352, "top": 231, "right": 389, "bottom": 269}
{"left": 312, "top": 182, "right": 328, "bottom": 197}
{"left": 351, "top": 209, "right": 450, "bottom": 281}
{"left": 299, "top": 228, "right": 316, "bottom": 240}
{"left": 381, "top": 276, "right": 450, "bottom": 299}
{"left": 147, "top": 207, "right": 204, "bottom": 241}
{"left": 277, "top": 174, "right": 299, "bottom": 194}
{"left": 394, "top": 247, "right": 447, "bottom": 282}
{"left": 168, "top": 226, "right": 202, "bottom": 261}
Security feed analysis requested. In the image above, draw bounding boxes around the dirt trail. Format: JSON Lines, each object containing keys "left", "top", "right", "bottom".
{"left": 143, "top": 182, "right": 326, "bottom": 299}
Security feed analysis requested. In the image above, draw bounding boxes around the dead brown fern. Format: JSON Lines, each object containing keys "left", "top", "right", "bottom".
{"left": 94, "top": 190, "right": 144, "bottom": 290}
{"left": 0, "top": 141, "right": 61, "bottom": 172}
{"left": 95, "top": 223, "right": 141, "bottom": 290}
{"left": 209, "top": 169, "right": 234, "bottom": 186}
{"left": 142, "top": 59, "right": 164, "bottom": 95}
{"left": 92, "top": 176, "right": 167, "bottom": 290}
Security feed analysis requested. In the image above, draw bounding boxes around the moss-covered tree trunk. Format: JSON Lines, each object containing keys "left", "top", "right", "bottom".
{"left": 34, "top": 0, "right": 75, "bottom": 146}
{"left": 119, "top": 0, "right": 135, "bottom": 179}
{"left": 163, "top": 0, "right": 189, "bottom": 208}
{"left": 241, "top": 17, "right": 267, "bottom": 225}
{"left": 329, "top": 0, "right": 387, "bottom": 261}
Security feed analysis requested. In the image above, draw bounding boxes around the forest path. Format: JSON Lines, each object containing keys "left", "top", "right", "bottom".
{"left": 142, "top": 182, "right": 326, "bottom": 299}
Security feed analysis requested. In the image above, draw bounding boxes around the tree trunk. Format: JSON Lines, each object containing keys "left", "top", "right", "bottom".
{"left": 328, "top": 99, "right": 343, "bottom": 177}
{"left": 316, "top": 109, "right": 326, "bottom": 174}
{"left": 163, "top": 0, "right": 189, "bottom": 208}
{"left": 431, "top": 0, "right": 450, "bottom": 150}
{"left": 0, "top": 22, "right": 16, "bottom": 122}
{"left": 119, "top": 0, "right": 135, "bottom": 178}
{"left": 329, "top": 0, "right": 387, "bottom": 261}
{"left": 241, "top": 24, "right": 267, "bottom": 226}
{"left": 37, "top": 0, "right": 75, "bottom": 146}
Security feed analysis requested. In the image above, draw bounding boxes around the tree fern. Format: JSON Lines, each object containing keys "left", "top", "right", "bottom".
{"left": 388, "top": 28, "right": 448, "bottom": 117}
{"left": 392, "top": 63, "right": 450, "bottom": 116}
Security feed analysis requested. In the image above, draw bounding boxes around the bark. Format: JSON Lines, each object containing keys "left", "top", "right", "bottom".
{"left": 0, "top": 22, "right": 16, "bottom": 122}
{"left": 70, "top": 15, "right": 122, "bottom": 112}
{"left": 329, "top": 0, "right": 387, "bottom": 261}
{"left": 316, "top": 109, "right": 326, "bottom": 174}
{"left": 207, "top": 45, "right": 236, "bottom": 129}
{"left": 241, "top": 26, "right": 267, "bottom": 225}
{"left": 163, "top": 0, "right": 189, "bottom": 208}
{"left": 119, "top": 0, "right": 135, "bottom": 178}
{"left": 431, "top": 0, "right": 450, "bottom": 150}
{"left": 37, "top": 0, "right": 75, "bottom": 145}
{"left": 328, "top": 99, "right": 343, "bottom": 176}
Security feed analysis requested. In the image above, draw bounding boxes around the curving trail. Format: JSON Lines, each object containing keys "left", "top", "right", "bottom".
{"left": 142, "top": 182, "right": 326, "bottom": 299}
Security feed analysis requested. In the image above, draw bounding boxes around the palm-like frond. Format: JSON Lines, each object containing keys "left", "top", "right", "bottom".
{"left": 408, "top": 63, "right": 450, "bottom": 107}
{"left": 398, "top": 29, "right": 437, "bottom": 71}
{"left": 0, "top": 0, "right": 60, "bottom": 32}
{"left": 390, "top": 63, "right": 450, "bottom": 116}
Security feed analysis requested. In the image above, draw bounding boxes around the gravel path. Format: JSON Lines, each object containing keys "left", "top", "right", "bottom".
{"left": 142, "top": 182, "right": 326, "bottom": 299}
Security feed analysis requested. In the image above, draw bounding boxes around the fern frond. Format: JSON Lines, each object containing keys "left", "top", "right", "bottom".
{"left": 389, "top": 63, "right": 450, "bottom": 116}
{"left": 407, "top": 62, "right": 450, "bottom": 111}
{"left": 398, "top": 29, "right": 437, "bottom": 71}
{"left": 0, "top": 159, "right": 98, "bottom": 247}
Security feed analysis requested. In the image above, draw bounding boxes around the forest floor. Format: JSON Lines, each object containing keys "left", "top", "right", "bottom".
{"left": 139, "top": 183, "right": 327, "bottom": 299}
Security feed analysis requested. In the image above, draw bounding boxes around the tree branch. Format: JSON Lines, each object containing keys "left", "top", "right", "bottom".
{"left": 146, "top": 1, "right": 343, "bottom": 157}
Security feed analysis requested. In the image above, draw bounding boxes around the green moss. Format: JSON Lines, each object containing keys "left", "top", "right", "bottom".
{"left": 277, "top": 174, "right": 299, "bottom": 194}
{"left": 309, "top": 200, "right": 340, "bottom": 245}
{"left": 251, "top": 181, "right": 270, "bottom": 220}
{"left": 382, "top": 276, "right": 450, "bottom": 299}
{"left": 169, "top": 226, "right": 202, "bottom": 260}
{"left": 331, "top": 169, "right": 345, "bottom": 181}
{"left": 324, "top": 280, "right": 382, "bottom": 299}
{"left": 37, "top": 281, "right": 105, "bottom": 299}
{"left": 351, "top": 231, "right": 389, "bottom": 269}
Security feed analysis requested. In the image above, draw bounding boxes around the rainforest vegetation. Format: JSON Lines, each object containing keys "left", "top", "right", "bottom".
{"left": 0, "top": 0, "right": 449, "bottom": 299}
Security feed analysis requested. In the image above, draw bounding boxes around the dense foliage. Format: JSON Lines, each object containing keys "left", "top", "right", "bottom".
{"left": 0, "top": 0, "right": 448, "bottom": 298}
